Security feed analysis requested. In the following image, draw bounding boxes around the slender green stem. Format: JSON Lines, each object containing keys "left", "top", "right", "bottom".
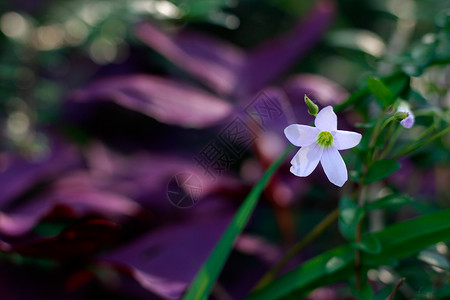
{"left": 354, "top": 183, "right": 367, "bottom": 290}
{"left": 416, "top": 122, "right": 439, "bottom": 140}
{"left": 253, "top": 209, "right": 339, "bottom": 290}
{"left": 365, "top": 110, "right": 387, "bottom": 164}
{"left": 355, "top": 107, "right": 387, "bottom": 290}
{"left": 393, "top": 126, "right": 450, "bottom": 159}
{"left": 366, "top": 112, "right": 385, "bottom": 164}
{"left": 371, "top": 115, "right": 386, "bottom": 148}
{"left": 379, "top": 116, "right": 396, "bottom": 134}
{"left": 374, "top": 116, "right": 396, "bottom": 160}
{"left": 383, "top": 110, "right": 445, "bottom": 159}
{"left": 380, "top": 124, "right": 402, "bottom": 159}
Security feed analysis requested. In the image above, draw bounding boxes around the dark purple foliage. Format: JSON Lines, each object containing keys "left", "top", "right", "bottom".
{"left": 0, "top": 1, "right": 353, "bottom": 299}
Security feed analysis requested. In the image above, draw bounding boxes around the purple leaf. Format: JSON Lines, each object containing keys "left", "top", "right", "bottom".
{"left": 236, "top": 1, "right": 337, "bottom": 96}
{"left": 134, "top": 23, "right": 244, "bottom": 96}
{"left": 70, "top": 75, "right": 233, "bottom": 128}
{"left": 281, "top": 73, "right": 349, "bottom": 130}
{"left": 100, "top": 215, "right": 232, "bottom": 299}
{"left": 234, "top": 234, "right": 282, "bottom": 265}
{"left": 240, "top": 87, "right": 295, "bottom": 164}
{"left": 241, "top": 87, "right": 295, "bottom": 135}
{"left": 83, "top": 144, "right": 244, "bottom": 211}
{"left": 284, "top": 73, "right": 349, "bottom": 108}
{"left": 0, "top": 142, "right": 80, "bottom": 210}
{"left": 0, "top": 172, "right": 141, "bottom": 237}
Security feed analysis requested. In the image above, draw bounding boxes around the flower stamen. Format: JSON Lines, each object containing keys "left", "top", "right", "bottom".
{"left": 316, "top": 131, "right": 333, "bottom": 148}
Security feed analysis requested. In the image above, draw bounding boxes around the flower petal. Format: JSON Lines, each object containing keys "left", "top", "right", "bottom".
{"left": 315, "top": 106, "right": 337, "bottom": 131}
{"left": 290, "top": 143, "right": 323, "bottom": 177}
{"left": 284, "top": 124, "right": 319, "bottom": 147}
{"left": 400, "top": 117, "right": 414, "bottom": 128}
{"left": 397, "top": 104, "right": 415, "bottom": 128}
{"left": 334, "top": 130, "right": 362, "bottom": 150}
{"left": 320, "top": 147, "right": 348, "bottom": 187}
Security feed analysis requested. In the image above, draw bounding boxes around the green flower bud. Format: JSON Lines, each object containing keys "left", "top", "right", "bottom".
{"left": 304, "top": 95, "right": 319, "bottom": 117}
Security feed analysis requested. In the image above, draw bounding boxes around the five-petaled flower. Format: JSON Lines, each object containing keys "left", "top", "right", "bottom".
{"left": 284, "top": 106, "right": 362, "bottom": 187}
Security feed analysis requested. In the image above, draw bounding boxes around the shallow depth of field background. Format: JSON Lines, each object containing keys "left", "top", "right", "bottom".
{"left": 0, "top": 0, "right": 449, "bottom": 299}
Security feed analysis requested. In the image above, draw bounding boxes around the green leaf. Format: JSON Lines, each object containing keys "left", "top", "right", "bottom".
{"left": 349, "top": 170, "right": 362, "bottom": 182}
{"left": 352, "top": 281, "right": 374, "bottom": 300}
{"left": 367, "top": 77, "right": 396, "bottom": 108}
{"left": 365, "top": 194, "right": 413, "bottom": 211}
{"left": 178, "top": 0, "right": 230, "bottom": 19}
{"left": 182, "top": 145, "right": 294, "bottom": 300}
{"left": 388, "top": 75, "right": 409, "bottom": 99}
{"left": 334, "top": 72, "right": 407, "bottom": 113}
{"left": 338, "top": 197, "right": 364, "bottom": 241}
{"left": 339, "top": 197, "right": 357, "bottom": 224}
{"left": 324, "top": 255, "right": 348, "bottom": 274}
{"left": 435, "top": 284, "right": 450, "bottom": 300}
{"left": 373, "top": 286, "right": 393, "bottom": 300}
{"left": 364, "top": 159, "right": 401, "bottom": 184}
{"left": 246, "top": 209, "right": 450, "bottom": 300}
{"left": 353, "top": 234, "right": 382, "bottom": 254}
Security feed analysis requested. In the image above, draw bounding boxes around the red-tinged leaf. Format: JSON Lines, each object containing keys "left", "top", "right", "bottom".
{"left": 65, "top": 270, "right": 96, "bottom": 292}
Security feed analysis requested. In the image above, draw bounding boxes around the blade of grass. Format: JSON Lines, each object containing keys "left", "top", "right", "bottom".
{"left": 182, "top": 144, "right": 295, "bottom": 300}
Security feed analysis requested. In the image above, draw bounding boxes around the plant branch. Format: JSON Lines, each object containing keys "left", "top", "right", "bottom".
{"left": 386, "top": 278, "right": 406, "bottom": 300}
{"left": 393, "top": 126, "right": 450, "bottom": 159}
{"left": 253, "top": 208, "right": 339, "bottom": 290}
{"left": 354, "top": 183, "right": 367, "bottom": 290}
{"left": 380, "top": 124, "right": 402, "bottom": 159}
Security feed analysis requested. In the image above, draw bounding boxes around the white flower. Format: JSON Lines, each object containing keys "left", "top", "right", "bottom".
{"left": 397, "top": 102, "right": 414, "bottom": 128}
{"left": 284, "top": 106, "right": 362, "bottom": 187}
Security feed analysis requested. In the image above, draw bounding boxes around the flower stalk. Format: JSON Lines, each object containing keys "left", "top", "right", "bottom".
{"left": 253, "top": 208, "right": 339, "bottom": 290}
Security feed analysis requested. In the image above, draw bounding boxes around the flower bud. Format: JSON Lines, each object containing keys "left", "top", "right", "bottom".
{"left": 396, "top": 102, "right": 414, "bottom": 128}
{"left": 304, "top": 95, "right": 319, "bottom": 117}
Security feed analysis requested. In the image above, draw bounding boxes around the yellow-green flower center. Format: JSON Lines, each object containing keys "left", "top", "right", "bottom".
{"left": 316, "top": 131, "right": 333, "bottom": 148}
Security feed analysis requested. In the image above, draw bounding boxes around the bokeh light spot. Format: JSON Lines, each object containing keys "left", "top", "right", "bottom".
{"left": 1, "top": 12, "right": 30, "bottom": 41}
